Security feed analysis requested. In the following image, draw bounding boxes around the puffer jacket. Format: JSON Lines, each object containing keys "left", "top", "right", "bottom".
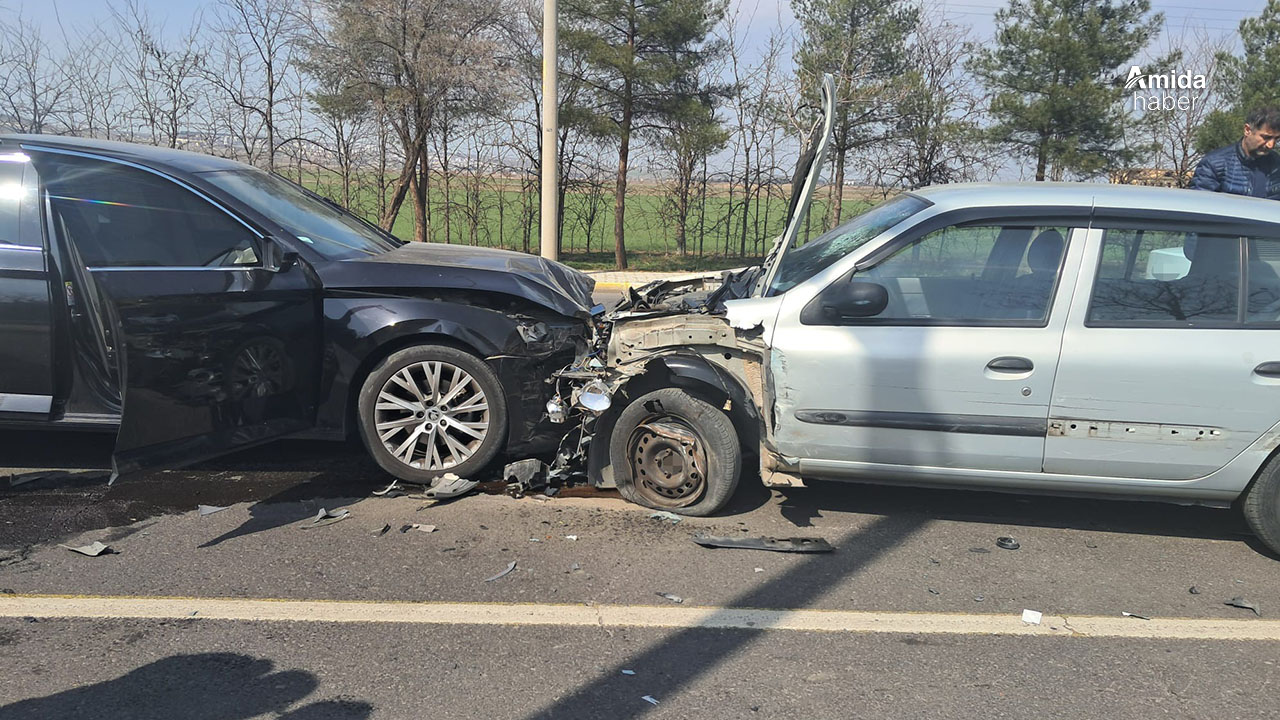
{"left": 1190, "top": 143, "right": 1280, "bottom": 200}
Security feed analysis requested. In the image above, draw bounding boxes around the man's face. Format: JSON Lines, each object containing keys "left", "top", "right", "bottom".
{"left": 1243, "top": 123, "right": 1280, "bottom": 157}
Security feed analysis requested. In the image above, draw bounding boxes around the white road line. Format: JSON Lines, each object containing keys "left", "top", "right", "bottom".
{"left": 1, "top": 595, "right": 1277, "bottom": 641}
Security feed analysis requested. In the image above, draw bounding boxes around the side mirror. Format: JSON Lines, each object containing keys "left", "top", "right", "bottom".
{"left": 800, "top": 279, "right": 889, "bottom": 325}
{"left": 261, "top": 237, "right": 298, "bottom": 272}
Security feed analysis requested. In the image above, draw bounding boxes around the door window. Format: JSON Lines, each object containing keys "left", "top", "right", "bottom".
{"left": 1088, "top": 229, "right": 1241, "bottom": 325}
{"left": 858, "top": 224, "right": 1069, "bottom": 323}
{"left": 39, "top": 154, "right": 260, "bottom": 268}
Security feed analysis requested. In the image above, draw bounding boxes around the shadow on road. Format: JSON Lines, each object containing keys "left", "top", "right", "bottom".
{"left": 0, "top": 652, "right": 372, "bottom": 719}
{"left": 523, "top": 514, "right": 928, "bottom": 719}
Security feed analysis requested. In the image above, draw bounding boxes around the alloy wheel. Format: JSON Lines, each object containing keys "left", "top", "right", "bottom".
{"left": 373, "top": 360, "right": 490, "bottom": 471}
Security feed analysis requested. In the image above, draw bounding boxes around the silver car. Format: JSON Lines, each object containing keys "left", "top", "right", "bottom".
{"left": 556, "top": 76, "right": 1280, "bottom": 556}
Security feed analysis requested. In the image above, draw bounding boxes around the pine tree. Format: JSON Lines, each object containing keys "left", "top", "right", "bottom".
{"left": 969, "top": 0, "right": 1162, "bottom": 180}
{"left": 1196, "top": 0, "right": 1280, "bottom": 153}
{"left": 560, "top": 0, "right": 725, "bottom": 269}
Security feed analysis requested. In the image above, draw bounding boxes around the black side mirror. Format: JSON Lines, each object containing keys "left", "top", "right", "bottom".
{"left": 262, "top": 237, "right": 298, "bottom": 272}
{"left": 800, "top": 279, "right": 889, "bottom": 325}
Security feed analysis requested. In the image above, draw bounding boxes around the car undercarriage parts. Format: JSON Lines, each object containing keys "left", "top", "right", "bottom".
{"left": 503, "top": 458, "right": 548, "bottom": 497}
{"left": 691, "top": 535, "right": 835, "bottom": 553}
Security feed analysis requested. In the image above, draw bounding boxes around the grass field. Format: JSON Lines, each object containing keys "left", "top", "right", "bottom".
{"left": 306, "top": 173, "right": 876, "bottom": 271}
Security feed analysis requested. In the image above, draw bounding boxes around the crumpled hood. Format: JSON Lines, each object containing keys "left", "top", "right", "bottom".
{"left": 320, "top": 242, "right": 596, "bottom": 319}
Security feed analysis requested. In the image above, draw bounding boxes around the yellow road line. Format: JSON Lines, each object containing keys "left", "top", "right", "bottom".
{"left": 0, "top": 595, "right": 1276, "bottom": 641}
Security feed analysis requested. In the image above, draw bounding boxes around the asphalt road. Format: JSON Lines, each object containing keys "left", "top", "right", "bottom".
{"left": 3, "top": 287, "right": 1280, "bottom": 719}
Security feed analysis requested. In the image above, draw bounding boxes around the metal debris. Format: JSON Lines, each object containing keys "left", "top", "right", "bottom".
{"left": 59, "top": 541, "right": 113, "bottom": 557}
{"left": 648, "top": 511, "right": 682, "bottom": 524}
{"left": 1189, "top": 586, "right": 1201, "bottom": 595}
{"left": 197, "top": 505, "right": 229, "bottom": 516}
{"left": 1122, "top": 611, "right": 1151, "bottom": 620}
{"left": 372, "top": 523, "right": 391, "bottom": 536}
{"left": 641, "top": 696, "right": 659, "bottom": 706}
{"left": 621, "top": 669, "right": 636, "bottom": 676}
{"left": 656, "top": 592, "right": 683, "bottom": 604}
{"left": 301, "top": 508, "right": 350, "bottom": 529}
{"left": 968, "top": 547, "right": 990, "bottom": 554}
{"left": 503, "top": 459, "right": 548, "bottom": 497}
{"left": 1225, "top": 597, "right": 1261, "bottom": 616}
{"left": 692, "top": 535, "right": 834, "bottom": 553}
{"left": 484, "top": 561, "right": 518, "bottom": 582}
{"left": 1021, "top": 609, "right": 1042, "bottom": 625}
{"left": 399, "top": 524, "right": 413, "bottom": 533}
{"left": 372, "top": 478, "right": 403, "bottom": 497}
{"left": 413, "top": 524, "right": 437, "bottom": 533}
{"left": 996, "top": 537, "right": 1020, "bottom": 550}
{"left": 974, "top": 595, "right": 985, "bottom": 603}
{"left": 425, "top": 473, "right": 479, "bottom": 500}
{"left": 928, "top": 588, "right": 940, "bottom": 595}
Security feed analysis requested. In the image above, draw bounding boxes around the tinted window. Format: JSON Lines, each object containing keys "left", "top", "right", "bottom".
{"left": 857, "top": 224, "right": 1068, "bottom": 323}
{"left": 0, "top": 158, "right": 31, "bottom": 247}
{"left": 768, "top": 194, "right": 928, "bottom": 295}
{"left": 1089, "top": 229, "right": 1240, "bottom": 325}
{"left": 39, "top": 154, "right": 260, "bottom": 268}
{"left": 199, "top": 169, "right": 398, "bottom": 260}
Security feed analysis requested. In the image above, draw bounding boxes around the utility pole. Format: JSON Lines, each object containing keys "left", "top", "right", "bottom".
{"left": 539, "top": 0, "right": 559, "bottom": 261}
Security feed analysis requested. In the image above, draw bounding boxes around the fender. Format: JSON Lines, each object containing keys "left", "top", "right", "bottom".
{"left": 654, "top": 354, "right": 760, "bottom": 422}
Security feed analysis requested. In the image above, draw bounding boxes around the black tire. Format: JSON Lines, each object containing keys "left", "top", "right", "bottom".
{"left": 609, "top": 387, "right": 741, "bottom": 516}
{"left": 356, "top": 344, "right": 507, "bottom": 483}
{"left": 1243, "top": 453, "right": 1280, "bottom": 556}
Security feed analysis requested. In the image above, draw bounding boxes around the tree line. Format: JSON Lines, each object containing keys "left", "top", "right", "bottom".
{"left": 0, "top": 0, "right": 1269, "bottom": 269}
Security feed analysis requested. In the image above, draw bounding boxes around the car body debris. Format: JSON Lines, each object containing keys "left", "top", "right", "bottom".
{"left": 656, "top": 592, "right": 683, "bottom": 604}
{"left": 425, "top": 473, "right": 479, "bottom": 500}
{"left": 1021, "top": 609, "right": 1042, "bottom": 625}
{"left": 302, "top": 508, "right": 349, "bottom": 529}
{"left": 503, "top": 459, "right": 548, "bottom": 498}
{"left": 413, "top": 524, "right": 437, "bottom": 533}
{"left": 692, "top": 534, "right": 834, "bottom": 553}
{"left": 372, "top": 523, "right": 391, "bottom": 536}
{"left": 1121, "top": 611, "right": 1151, "bottom": 620}
{"left": 621, "top": 669, "right": 636, "bottom": 676}
{"left": 372, "top": 479, "right": 403, "bottom": 497}
{"left": 969, "top": 547, "right": 990, "bottom": 554}
{"left": 564, "top": 535, "right": 578, "bottom": 541}
{"left": 59, "top": 541, "right": 113, "bottom": 557}
{"left": 1189, "top": 586, "right": 1201, "bottom": 595}
{"left": 648, "top": 511, "right": 682, "bottom": 524}
{"left": 996, "top": 536, "right": 1020, "bottom": 550}
{"left": 641, "top": 695, "right": 659, "bottom": 706}
{"left": 1225, "top": 597, "right": 1261, "bottom": 616}
{"left": 485, "top": 560, "right": 518, "bottom": 582}
{"left": 197, "top": 504, "right": 229, "bottom": 516}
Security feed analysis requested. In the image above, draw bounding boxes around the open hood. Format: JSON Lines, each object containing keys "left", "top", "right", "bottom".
{"left": 755, "top": 73, "right": 836, "bottom": 297}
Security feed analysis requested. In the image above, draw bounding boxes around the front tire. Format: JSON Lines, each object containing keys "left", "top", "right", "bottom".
{"left": 609, "top": 388, "right": 741, "bottom": 516}
{"left": 356, "top": 344, "right": 507, "bottom": 483}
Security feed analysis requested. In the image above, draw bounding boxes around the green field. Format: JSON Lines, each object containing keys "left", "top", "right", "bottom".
{"left": 305, "top": 172, "right": 873, "bottom": 271}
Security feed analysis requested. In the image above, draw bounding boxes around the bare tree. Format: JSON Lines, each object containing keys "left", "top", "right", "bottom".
{"left": 1148, "top": 26, "right": 1230, "bottom": 187}
{"left": 0, "top": 15, "right": 72, "bottom": 133}
{"left": 111, "top": 1, "right": 206, "bottom": 148}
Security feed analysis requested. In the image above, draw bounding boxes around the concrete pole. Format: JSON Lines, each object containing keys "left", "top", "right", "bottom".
{"left": 539, "top": 0, "right": 559, "bottom": 261}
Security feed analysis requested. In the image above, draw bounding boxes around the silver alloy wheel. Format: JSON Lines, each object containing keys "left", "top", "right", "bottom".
{"left": 373, "top": 360, "right": 490, "bottom": 471}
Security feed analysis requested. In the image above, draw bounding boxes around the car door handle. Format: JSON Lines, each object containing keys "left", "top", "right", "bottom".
{"left": 987, "top": 356, "right": 1033, "bottom": 372}
{"left": 1254, "top": 362, "right": 1280, "bottom": 378}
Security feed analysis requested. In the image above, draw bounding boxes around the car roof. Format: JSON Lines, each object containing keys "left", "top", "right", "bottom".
{"left": 911, "top": 182, "right": 1280, "bottom": 225}
{"left": 0, "top": 134, "right": 252, "bottom": 173}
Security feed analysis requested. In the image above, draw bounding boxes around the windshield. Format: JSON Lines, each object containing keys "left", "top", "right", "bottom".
{"left": 768, "top": 194, "right": 930, "bottom": 294}
{"left": 199, "top": 168, "right": 400, "bottom": 260}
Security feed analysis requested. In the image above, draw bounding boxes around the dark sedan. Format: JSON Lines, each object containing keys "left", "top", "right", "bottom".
{"left": 0, "top": 135, "right": 594, "bottom": 482}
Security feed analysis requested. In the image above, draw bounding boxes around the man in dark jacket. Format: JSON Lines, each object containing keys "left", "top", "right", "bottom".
{"left": 1191, "top": 107, "right": 1280, "bottom": 199}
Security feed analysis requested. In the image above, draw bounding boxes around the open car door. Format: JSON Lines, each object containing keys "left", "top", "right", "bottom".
{"left": 31, "top": 148, "right": 322, "bottom": 477}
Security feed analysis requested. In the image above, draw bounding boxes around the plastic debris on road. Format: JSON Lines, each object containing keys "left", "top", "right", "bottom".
{"left": 372, "top": 479, "right": 403, "bottom": 497}
{"left": 425, "top": 473, "right": 479, "bottom": 500}
{"left": 655, "top": 592, "right": 683, "bottom": 604}
{"left": 1225, "top": 597, "right": 1261, "bottom": 616}
{"left": 484, "top": 561, "right": 518, "bottom": 582}
{"left": 413, "top": 524, "right": 437, "bottom": 533}
{"left": 648, "top": 511, "right": 682, "bottom": 524}
{"left": 641, "top": 696, "right": 659, "bottom": 706}
{"left": 1021, "top": 609, "right": 1042, "bottom": 625}
{"left": 1189, "top": 586, "right": 1201, "bottom": 595}
{"left": 1121, "top": 611, "right": 1151, "bottom": 620}
{"left": 692, "top": 535, "right": 834, "bottom": 553}
{"left": 301, "top": 508, "right": 350, "bottom": 529}
{"left": 564, "top": 535, "right": 578, "bottom": 541}
{"left": 197, "top": 505, "right": 229, "bottom": 516}
{"left": 996, "top": 536, "right": 1020, "bottom": 550}
{"left": 372, "top": 523, "right": 391, "bottom": 536}
{"left": 621, "top": 670, "right": 636, "bottom": 676}
{"left": 59, "top": 541, "right": 113, "bottom": 557}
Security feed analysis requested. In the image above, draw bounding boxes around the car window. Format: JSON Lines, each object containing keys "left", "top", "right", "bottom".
{"left": 1247, "top": 237, "right": 1280, "bottom": 323}
{"left": 198, "top": 168, "right": 399, "bottom": 260}
{"left": 0, "top": 158, "right": 36, "bottom": 248}
{"left": 38, "top": 154, "right": 260, "bottom": 269}
{"left": 855, "top": 223, "right": 1069, "bottom": 323}
{"left": 1089, "top": 229, "right": 1241, "bottom": 325}
{"left": 768, "top": 194, "right": 928, "bottom": 295}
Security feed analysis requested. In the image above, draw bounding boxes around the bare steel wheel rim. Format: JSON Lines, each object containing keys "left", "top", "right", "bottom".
{"left": 627, "top": 416, "right": 708, "bottom": 509}
{"left": 373, "top": 360, "right": 490, "bottom": 471}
